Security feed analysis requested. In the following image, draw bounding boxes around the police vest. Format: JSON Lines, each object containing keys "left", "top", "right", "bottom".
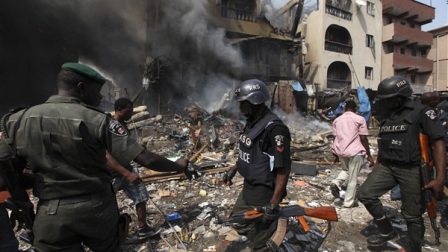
{"left": 378, "top": 102, "right": 425, "bottom": 165}
{"left": 237, "top": 113, "right": 281, "bottom": 187}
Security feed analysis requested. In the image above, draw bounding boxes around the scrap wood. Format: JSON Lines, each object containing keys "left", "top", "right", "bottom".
{"left": 291, "top": 143, "right": 329, "bottom": 152}
{"left": 199, "top": 153, "right": 224, "bottom": 161}
{"left": 292, "top": 160, "right": 334, "bottom": 165}
{"left": 141, "top": 166, "right": 230, "bottom": 183}
{"left": 316, "top": 130, "right": 333, "bottom": 138}
{"left": 189, "top": 142, "right": 210, "bottom": 162}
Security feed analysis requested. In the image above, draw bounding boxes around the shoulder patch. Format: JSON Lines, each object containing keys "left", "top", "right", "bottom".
{"left": 275, "top": 135, "right": 285, "bottom": 152}
{"left": 425, "top": 109, "right": 437, "bottom": 121}
{"left": 108, "top": 120, "right": 128, "bottom": 136}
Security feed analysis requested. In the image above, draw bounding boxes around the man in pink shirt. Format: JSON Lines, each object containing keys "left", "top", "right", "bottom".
{"left": 331, "top": 100, "right": 374, "bottom": 208}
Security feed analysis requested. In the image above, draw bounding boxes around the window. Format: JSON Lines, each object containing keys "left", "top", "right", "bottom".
{"left": 366, "top": 34, "right": 374, "bottom": 48}
{"left": 410, "top": 75, "right": 416, "bottom": 84}
{"left": 367, "top": 1, "right": 375, "bottom": 16}
{"left": 387, "top": 44, "right": 394, "bottom": 53}
{"left": 400, "top": 48, "right": 405, "bottom": 54}
{"left": 387, "top": 16, "right": 393, "bottom": 24}
{"left": 365, "top": 67, "right": 373, "bottom": 80}
{"left": 411, "top": 47, "right": 417, "bottom": 56}
{"left": 421, "top": 48, "right": 427, "bottom": 56}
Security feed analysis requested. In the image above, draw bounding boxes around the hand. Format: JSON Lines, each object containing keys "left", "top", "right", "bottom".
{"left": 175, "top": 158, "right": 189, "bottom": 169}
{"left": 423, "top": 178, "right": 445, "bottom": 197}
{"left": 124, "top": 172, "right": 141, "bottom": 185}
{"left": 184, "top": 163, "right": 200, "bottom": 181}
{"left": 223, "top": 169, "right": 237, "bottom": 186}
{"left": 262, "top": 203, "right": 280, "bottom": 224}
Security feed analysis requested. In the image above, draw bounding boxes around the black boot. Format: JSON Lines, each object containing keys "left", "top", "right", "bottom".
{"left": 406, "top": 240, "right": 422, "bottom": 252}
{"left": 367, "top": 217, "right": 397, "bottom": 247}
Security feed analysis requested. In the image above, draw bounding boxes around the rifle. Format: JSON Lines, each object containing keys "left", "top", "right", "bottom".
{"left": 0, "top": 107, "right": 35, "bottom": 244}
{"left": 221, "top": 205, "right": 338, "bottom": 251}
{"left": 0, "top": 162, "right": 35, "bottom": 244}
{"left": 419, "top": 133, "right": 440, "bottom": 245}
{"left": 222, "top": 204, "right": 338, "bottom": 225}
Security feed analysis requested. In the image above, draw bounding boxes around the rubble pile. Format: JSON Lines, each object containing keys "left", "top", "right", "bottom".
{"left": 15, "top": 106, "right": 448, "bottom": 252}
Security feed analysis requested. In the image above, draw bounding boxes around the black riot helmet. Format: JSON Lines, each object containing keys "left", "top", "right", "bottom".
{"left": 377, "top": 76, "right": 413, "bottom": 99}
{"left": 234, "top": 79, "right": 270, "bottom": 105}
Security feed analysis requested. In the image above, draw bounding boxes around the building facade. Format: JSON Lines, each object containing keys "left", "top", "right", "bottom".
{"left": 426, "top": 25, "right": 448, "bottom": 91}
{"left": 298, "top": 0, "right": 382, "bottom": 91}
{"left": 381, "top": 0, "right": 435, "bottom": 93}
{"left": 207, "top": 0, "right": 301, "bottom": 82}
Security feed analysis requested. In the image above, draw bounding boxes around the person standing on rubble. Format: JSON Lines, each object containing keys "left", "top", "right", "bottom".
{"left": 111, "top": 97, "right": 161, "bottom": 240}
{"left": 0, "top": 62, "right": 191, "bottom": 251}
{"left": 330, "top": 100, "right": 374, "bottom": 208}
{"left": 357, "top": 76, "right": 446, "bottom": 252}
{"left": 420, "top": 91, "right": 448, "bottom": 230}
{"left": 222, "top": 79, "right": 291, "bottom": 252}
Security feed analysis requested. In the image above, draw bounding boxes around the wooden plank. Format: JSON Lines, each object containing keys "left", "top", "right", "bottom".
{"left": 141, "top": 166, "right": 230, "bottom": 183}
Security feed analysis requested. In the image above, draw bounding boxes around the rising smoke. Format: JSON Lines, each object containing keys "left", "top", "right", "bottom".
{"left": 32, "top": 0, "right": 247, "bottom": 113}
{"left": 145, "top": 0, "right": 245, "bottom": 112}
{"left": 1, "top": 0, "right": 293, "bottom": 115}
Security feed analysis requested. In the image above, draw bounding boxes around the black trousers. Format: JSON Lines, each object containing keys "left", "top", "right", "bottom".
{"left": 358, "top": 163, "right": 425, "bottom": 243}
{"left": 0, "top": 203, "right": 19, "bottom": 252}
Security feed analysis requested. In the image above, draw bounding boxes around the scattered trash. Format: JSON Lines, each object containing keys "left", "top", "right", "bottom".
{"left": 167, "top": 212, "right": 181, "bottom": 222}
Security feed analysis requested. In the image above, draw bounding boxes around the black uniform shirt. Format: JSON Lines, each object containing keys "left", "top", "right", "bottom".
{"left": 242, "top": 107, "right": 291, "bottom": 205}
{"left": 389, "top": 99, "right": 445, "bottom": 140}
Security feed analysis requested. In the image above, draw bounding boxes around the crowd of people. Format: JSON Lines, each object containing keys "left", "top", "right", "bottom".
{"left": 0, "top": 62, "right": 447, "bottom": 252}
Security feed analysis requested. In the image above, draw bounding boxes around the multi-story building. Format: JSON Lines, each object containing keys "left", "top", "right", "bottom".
{"left": 381, "top": 0, "right": 434, "bottom": 93}
{"left": 298, "top": 0, "right": 382, "bottom": 90}
{"left": 426, "top": 25, "right": 448, "bottom": 91}
{"left": 208, "top": 0, "right": 301, "bottom": 82}
{"left": 144, "top": 0, "right": 302, "bottom": 114}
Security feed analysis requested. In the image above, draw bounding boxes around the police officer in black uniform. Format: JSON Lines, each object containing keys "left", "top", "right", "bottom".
{"left": 358, "top": 76, "right": 446, "bottom": 252}
{"left": 223, "top": 79, "right": 291, "bottom": 252}
{"left": 0, "top": 62, "right": 191, "bottom": 251}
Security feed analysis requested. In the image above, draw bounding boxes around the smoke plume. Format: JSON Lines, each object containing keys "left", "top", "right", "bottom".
{"left": 1, "top": 0, "right": 247, "bottom": 114}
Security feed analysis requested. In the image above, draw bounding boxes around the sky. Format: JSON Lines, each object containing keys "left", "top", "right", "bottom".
{"left": 272, "top": 0, "right": 448, "bottom": 31}
{"left": 419, "top": 0, "right": 448, "bottom": 31}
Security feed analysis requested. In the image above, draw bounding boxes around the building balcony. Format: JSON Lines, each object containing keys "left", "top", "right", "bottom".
{"left": 383, "top": 0, "right": 435, "bottom": 25}
{"left": 325, "top": 40, "right": 352, "bottom": 54}
{"left": 383, "top": 53, "right": 433, "bottom": 72}
{"left": 325, "top": 4, "right": 352, "bottom": 21}
{"left": 327, "top": 78, "right": 351, "bottom": 89}
{"left": 383, "top": 23, "right": 433, "bottom": 46}
{"left": 219, "top": 6, "right": 258, "bottom": 22}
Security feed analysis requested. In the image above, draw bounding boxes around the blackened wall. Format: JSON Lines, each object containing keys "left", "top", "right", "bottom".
{"left": 0, "top": 0, "right": 78, "bottom": 116}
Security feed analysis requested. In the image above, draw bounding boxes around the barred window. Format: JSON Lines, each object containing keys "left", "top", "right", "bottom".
{"left": 367, "top": 1, "right": 375, "bottom": 16}
{"left": 366, "top": 34, "right": 374, "bottom": 48}
{"left": 365, "top": 67, "right": 373, "bottom": 80}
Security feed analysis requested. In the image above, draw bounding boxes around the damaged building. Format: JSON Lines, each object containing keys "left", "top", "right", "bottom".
{"left": 141, "top": 0, "right": 305, "bottom": 116}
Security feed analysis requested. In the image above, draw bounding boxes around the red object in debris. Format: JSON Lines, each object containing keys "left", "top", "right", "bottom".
{"left": 0, "top": 190, "right": 11, "bottom": 203}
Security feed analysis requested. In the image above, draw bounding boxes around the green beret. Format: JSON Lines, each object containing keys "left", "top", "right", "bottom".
{"left": 62, "top": 62, "right": 106, "bottom": 84}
